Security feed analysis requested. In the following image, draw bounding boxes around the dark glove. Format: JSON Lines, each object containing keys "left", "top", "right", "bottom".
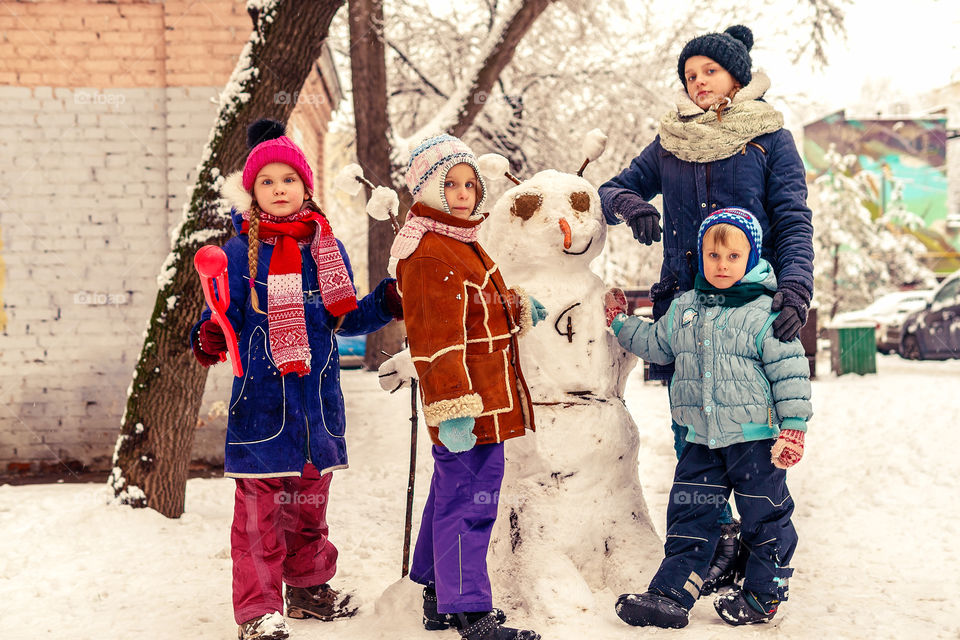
{"left": 649, "top": 276, "right": 679, "bottom": 305}
{"left": 615, "top": 193, "right": 661, "bottom": 245}
{"left": 381, "top": 278, "right": 403, "bottom": 320}
{"left": 771, "top": 281, "right": 810, "bottom": 342}
{"left": 192, "top": 320, "right": 226, "bottom": 367}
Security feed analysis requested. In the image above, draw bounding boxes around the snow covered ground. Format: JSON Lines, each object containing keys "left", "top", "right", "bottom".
{"left": 2, "top": 354, "right": 958, "bottom": 639}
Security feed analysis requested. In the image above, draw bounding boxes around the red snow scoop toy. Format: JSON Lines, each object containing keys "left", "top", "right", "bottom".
{"left": 194, "top": 245, "right": 243, "bottom": 377}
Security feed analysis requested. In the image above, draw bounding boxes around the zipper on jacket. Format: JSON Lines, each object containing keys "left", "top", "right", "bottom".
{"left": 705, "top": 163, "right": 711, "bottom": 209}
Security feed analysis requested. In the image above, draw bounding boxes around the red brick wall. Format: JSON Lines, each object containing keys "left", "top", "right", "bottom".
{"left": 1, "top": 0, "right": 250, "bottom": 87}
{"left": 0, "top": 0, "right": 341, "bottom": 474}
{"left": 1, "top": 0, "right": 338, "bottom": 199}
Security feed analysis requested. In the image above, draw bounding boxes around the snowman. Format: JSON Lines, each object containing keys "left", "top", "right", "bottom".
{"left": 374, "top": 133, "right": 662, "bottom": 622}
{"left": 471, "top": 134, "right": 661, "bottom": 620}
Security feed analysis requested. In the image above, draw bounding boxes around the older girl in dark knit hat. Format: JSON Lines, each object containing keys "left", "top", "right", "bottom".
{"left": 190, "top": 119, "right": 402, "bottom": 640}
{"left": 598, "top": 24, "right": 815, "bottom": 597}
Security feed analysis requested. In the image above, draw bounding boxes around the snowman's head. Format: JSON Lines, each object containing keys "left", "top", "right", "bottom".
{"left": 483, "top": 169, "right": 606, "bottom": 269}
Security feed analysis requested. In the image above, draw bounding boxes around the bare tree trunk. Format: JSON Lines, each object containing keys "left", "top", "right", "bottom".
{"left": 350, "top": 0, "right": 407, "bottom": 369}
{"left": 449, "top": 0, "right": 556, "bottom": 138}
{"left": 109, "top": 0, "right": 345, "bottom": 519}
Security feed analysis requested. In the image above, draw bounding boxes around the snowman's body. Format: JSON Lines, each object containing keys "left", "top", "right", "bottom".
{"left": 479, "top": 170, "right": 661, "bottom": 618}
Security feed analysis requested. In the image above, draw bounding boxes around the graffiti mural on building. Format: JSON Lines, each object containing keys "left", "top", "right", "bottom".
{"left": 804, "top": 110, "right": 957, "bottom": 271}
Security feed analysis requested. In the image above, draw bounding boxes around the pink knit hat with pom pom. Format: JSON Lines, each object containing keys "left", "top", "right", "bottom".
{"left": 241, "top": 119, "right": 315, "bottom": 193}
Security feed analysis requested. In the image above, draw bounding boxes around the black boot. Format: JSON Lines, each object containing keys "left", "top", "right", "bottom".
{"left": 700, "top": 520, "right": 742, "bottom": 596}
{"left": 456, "top": 612, "right": 540, "bottom": 640}
{"left": 714, "top": 588, "right": 779, "bottom": 625}
{"left": 422, "top": 585, "right": 506, "bottom": 631}
{"left": 615, "top": 592, "right": 689, "bottom": 629}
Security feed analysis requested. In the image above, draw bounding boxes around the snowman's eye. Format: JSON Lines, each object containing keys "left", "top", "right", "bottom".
{"left": 570, "top": 191, "right": 590, "bottom": 214}
{"left": 511, "top": 193, "right": 542, "bottom": 221}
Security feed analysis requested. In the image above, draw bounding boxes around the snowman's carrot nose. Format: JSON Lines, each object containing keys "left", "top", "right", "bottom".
{"left": 558, "top": 218, "right": 572, "bottom": 249}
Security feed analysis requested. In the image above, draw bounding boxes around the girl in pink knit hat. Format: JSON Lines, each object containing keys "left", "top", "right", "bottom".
{"left": 191, "top": 119, "right": 403, "bottom": 640}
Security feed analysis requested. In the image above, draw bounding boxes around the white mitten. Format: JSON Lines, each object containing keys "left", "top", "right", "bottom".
{"left": 377, "top": 348, "right": 418, "bottom": 392}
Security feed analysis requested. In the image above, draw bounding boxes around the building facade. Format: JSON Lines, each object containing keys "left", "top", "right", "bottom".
{"left": 0, "top": 0, "right": 341, "bottom": 474}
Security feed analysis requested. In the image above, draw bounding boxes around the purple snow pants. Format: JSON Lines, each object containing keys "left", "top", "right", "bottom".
{"left": 410, "top": 443, "right": 505, "bottom": 614}
{"left": 230, "top": 463, "right": 338, "bottom": 625}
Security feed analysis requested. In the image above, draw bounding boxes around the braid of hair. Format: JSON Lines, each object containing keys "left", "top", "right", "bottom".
{"left": 247, "top": 203, "right": 267, "bottom": 315}
{"left": 715, "top": 84, "right": 741, "bottom": 122}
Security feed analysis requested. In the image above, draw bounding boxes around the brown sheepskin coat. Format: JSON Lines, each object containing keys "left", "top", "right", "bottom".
{"left": 396, "top": 203, "right": 536, "bottom": 446}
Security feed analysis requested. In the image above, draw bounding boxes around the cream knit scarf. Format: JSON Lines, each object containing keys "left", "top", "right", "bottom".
{"left": 659, "top": 72, "right": 784, "bottom": 163}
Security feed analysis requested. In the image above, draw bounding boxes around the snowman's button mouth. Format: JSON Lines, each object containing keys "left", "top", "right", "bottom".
{"left": 562, "top": 238, "right": 593, "bottom": 255}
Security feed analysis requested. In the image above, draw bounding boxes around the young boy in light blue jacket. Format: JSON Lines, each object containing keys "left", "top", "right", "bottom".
{"left": 606, "top": 207, "right": 811, "bottom": 628}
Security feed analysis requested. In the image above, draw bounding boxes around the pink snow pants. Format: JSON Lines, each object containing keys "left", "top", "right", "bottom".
{"left": 231, "top": 463, "right": 338, "bottom": 625}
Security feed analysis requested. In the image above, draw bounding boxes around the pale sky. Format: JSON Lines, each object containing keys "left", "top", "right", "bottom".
{"left": 758, "top": 0, "right": 960, "bottom": 119}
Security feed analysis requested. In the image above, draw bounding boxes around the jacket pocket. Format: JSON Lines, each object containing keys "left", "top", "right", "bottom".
{"left": 227, "top": 328, "right": 288, "bottom": 445}
{"left": 466, "top": 350, "right": 512, "bottom": 415}
{"left": 752, "top": 364, "right": 774, "bottom": 428}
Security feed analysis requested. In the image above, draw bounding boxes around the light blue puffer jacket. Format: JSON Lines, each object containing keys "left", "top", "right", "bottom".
{"left": 617, "top": 260, "right": 812, "bottom": 448}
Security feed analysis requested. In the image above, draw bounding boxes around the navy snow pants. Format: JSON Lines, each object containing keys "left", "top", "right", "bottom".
{"left": 649, "top": 439, "right": 797, "bottom": 609}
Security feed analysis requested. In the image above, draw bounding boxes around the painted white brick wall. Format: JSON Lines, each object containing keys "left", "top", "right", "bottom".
{"left": 0, "top": 85, "right": 229, "bottom": 473}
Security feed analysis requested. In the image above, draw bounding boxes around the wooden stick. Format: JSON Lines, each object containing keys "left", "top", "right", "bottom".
{"left": 402, "top": 378, "right": 419, "bottom": 577}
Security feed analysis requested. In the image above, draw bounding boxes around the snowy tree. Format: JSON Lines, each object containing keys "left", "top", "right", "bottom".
{"left": 111, "top": 0, "right": 848, "bottom": 518}
{"left": 811, "top": 146, "right": 936, "bottom": 321}
{"left": 110, "top": 0, "right": 345, "bottom": 518}
{"left": 331, "top": 0, "right": 848, "bottom": 302}
{"left": 346, "top": 0, "right": 562, "bottom": 368}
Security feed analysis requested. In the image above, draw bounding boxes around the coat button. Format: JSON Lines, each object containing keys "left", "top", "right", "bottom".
{"left": 705, "top": 406, "right": 712, "bottom": 413}
{"left": 701, "top": 202, "right": 707, "bottom": 208}
{"left": 704, "top": 339, "right": 710, "bottom": 346}
{"left": 705, "top": 371, "right": 712, "bottom": 378}
{"left": 710, "top": 438, "right": 717, "bottom": 445}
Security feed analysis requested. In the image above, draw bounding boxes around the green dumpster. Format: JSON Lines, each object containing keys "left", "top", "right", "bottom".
{"left": 828, "top": 325, "right": 877, "bottom": 376}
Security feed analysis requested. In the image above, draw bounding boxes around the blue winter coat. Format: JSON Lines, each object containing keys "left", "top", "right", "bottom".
{"left": 191, "top": 210, "right": 394, "bottom": 478}
{"left": 615, "top": 261, "right": 812, "bottom": 448}
{"left": 599, "top": 130, "right": 814, "bottom": 313}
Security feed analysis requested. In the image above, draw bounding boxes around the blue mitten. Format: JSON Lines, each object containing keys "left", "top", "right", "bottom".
{"left": 529, "top": 296, "right": 548, "bottom": 326}
{"left": 438, "top": 417, "right": 477, "bottom": 453}
{"left": 610, "top": 313, "right": 628, "bottom": 336}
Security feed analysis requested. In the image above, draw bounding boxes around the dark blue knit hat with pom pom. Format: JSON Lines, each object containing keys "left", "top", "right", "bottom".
{"left": 678, "top": 25, "right": 754, "bottom": 88}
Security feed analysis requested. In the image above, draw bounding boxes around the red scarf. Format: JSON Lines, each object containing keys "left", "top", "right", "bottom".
{"left": 241, "top": 209, "right": 358, "bottom": 376}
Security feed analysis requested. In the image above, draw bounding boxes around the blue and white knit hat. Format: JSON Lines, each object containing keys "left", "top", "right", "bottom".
{"left": 404, "top": 134, "right": 486, "bottom": 216}
{"left": 697, "top": 206, "right": 763, "bottom": 276}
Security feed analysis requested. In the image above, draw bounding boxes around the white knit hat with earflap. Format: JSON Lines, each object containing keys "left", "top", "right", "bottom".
{"left": 404, "top": 134, "right": 486, "bottom": 216}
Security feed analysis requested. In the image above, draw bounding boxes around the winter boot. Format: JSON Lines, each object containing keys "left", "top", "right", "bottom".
{"left": 238, "top": 611, "right": 289, "bottom": 640}
{"left": 615, "top": 592, "right": 689, "bottom": 629}
{"left": 700, "top": 520, "right": 742, "bottom": 596}
{"left": 422, "top": 584, "right": 506, "bottom": 631}
{"left": 714, "top": 588, "right": 779, "bottom": 626}
{"left": 285, "top": 583, "right": 358, "bottom": 621}
{"left": 455, "top": 612, "right": 540, "bottom": 640}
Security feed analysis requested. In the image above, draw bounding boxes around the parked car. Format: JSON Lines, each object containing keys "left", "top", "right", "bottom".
{"left": 899, "top": 269, "right": 960, "bottom": 360}
{"left": 335, "top": 334, "right": 365, "bottom": 369}
{"left": 831, "top": 289, "right": 934, "bottom": 353}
